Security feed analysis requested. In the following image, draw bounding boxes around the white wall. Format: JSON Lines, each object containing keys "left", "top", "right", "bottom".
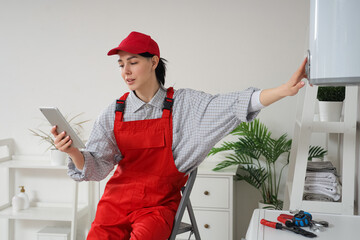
{"left": 0, "top": 0, "right": 310, "bottom": 239}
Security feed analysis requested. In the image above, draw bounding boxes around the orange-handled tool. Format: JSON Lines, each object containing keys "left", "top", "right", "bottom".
{"left": 260, "top": 219, "right": 317, "bottom": 238}
{"left": 260, "top": 219, "right": 283, "bottom": 229}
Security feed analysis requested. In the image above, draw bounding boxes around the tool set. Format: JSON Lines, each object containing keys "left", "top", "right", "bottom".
{"left": 260, "top": 210, "right": 329, "bottom": 238}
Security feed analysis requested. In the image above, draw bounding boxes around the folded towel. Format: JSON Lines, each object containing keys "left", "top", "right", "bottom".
{"left": 303, "top": 193, "right": 338, "bottom": 202}
{"left": 303, "top": 183, "right": 342, "bottom": 202}
{"left": 304, "top": 181, "right": 338, "bottom": 187}
{"left": 305, "top": 172, "right": 337, "bottom": 182}
{"left": 304, "top": 185, "right": 337, "bottom": 194}
{"left": 307, "top": 161, "right": 337, "bottom": 175}
{"left": 303, "top": 189, "right": 341, "bottom": 201}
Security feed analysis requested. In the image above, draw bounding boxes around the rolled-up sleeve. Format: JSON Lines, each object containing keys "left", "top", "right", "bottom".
{"left": 248, "top": 90, "right": 264, "bottom": 113}
{"left": 190, "top": 87, "right": 261, "bottom": 142}
{"left": 67, "top": 103, "right": 122, "bottom": 181}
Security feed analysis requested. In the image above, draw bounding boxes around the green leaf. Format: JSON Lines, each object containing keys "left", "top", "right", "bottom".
{"left": 226, "top": 153, "right": 254, "bottom": 165}
{"left": 213, "top": 153, "right": 254, "bottom": 171}
{"left": 213, "top": 160, "right": 239, "bottom": 171}
{"left": 236, "top": 165, "right": 268, "bottom": 189}
{"left": 308, "top": 145, "right": 327, "bottom": 161}
{"left": 208, "top": 141, "right": 240, "bottom": 156}
{"left": 317, "top": 86, "right": 345, "bottom": 102}
{"left": 262, "top": 196, "right": 284, "bottom": 210}
{"left": 234, "top": 137, "right": 261, "bottom": 160}
{"left": 269, "top": 134, "right": 292, "bottom": 163}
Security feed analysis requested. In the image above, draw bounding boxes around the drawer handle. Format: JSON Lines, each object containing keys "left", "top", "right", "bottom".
{"left": 204, "top": 224, "right": 210, "bottom": 229}
{"left": 204, "top": 190, "right": 210, "bottom": 196}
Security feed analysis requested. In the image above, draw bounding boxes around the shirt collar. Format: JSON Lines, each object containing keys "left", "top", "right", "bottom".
{"left": 127, "top": 85, "right": 167, "bottom": 113}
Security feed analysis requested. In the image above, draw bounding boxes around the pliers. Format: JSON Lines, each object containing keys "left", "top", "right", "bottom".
{"left": 261, "top": 219, "right": 317, "bottom": 238}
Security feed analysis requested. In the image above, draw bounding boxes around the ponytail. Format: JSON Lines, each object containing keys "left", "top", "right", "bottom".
{"left": 139, "top": 52, "right": 167, "bottom": 86}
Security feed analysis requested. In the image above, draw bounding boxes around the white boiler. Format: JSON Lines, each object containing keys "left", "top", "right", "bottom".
{"left": 307, "top": 0, "right": 360, "bottom": 85}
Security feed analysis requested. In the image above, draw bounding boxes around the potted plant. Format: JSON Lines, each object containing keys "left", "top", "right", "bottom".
{"left": 29, "top": 112, "right": 89, "bottom": 166}
{"left": 317, "top": 86, "right": 346, "bottom": 122}
{"left": 208, "top": 119, "right": 327, "bottom": 210}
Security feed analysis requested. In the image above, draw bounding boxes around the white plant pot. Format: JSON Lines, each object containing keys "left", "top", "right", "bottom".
{"left": 50, "top": 149, "right": 67, "bottom": 166}
{"left": 318, "top": 101, "right": 343, "bottom": 122}
{"left": 258, "top": 200, "right": 275, "bottom": 210}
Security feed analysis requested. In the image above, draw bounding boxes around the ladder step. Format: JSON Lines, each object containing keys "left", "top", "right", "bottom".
{"left": 177, "top": 222, "right": 193, "bottom": 234}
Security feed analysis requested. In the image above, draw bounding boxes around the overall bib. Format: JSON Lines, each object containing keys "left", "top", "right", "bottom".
{"left": 87, "top": 87, "right": 188, "bottom": 240}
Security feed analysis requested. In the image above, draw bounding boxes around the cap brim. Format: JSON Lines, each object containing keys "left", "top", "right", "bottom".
{"left": 107, "top": 46, "right": 142, "bottom": 56}
{"left": 107, "top": 48, "right": 120, "bottom": 56}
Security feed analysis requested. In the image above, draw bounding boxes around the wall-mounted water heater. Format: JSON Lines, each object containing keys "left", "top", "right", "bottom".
{"left": 307, "top": 0, "right": 360, "bottom": 85}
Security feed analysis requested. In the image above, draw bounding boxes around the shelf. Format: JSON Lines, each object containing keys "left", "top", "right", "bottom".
{"left": 0, "top": 202, "right": 88, "bottom": 221}
{"left": 311, "top": 121, "right": 347, "bottom": 133}
{"left": 0, "top": 160, "right": 67, "bottom": 170}
{"left": 295, "top": 119, "right": 355, "bottom": 133}
{"left": 0, "top": 150, "right": 89, "bottom": 240}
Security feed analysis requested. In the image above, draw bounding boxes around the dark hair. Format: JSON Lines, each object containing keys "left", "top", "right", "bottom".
{"left": 139, "top": 52, "right": 167, "bottom": 86}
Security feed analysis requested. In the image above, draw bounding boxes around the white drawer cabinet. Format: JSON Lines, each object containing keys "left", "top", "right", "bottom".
{"left": 178, "top": 209, "right": 230, "bottom": 240}
{"left": 176, "top": 162, "right": 237, "bottom": 240}
{"left": 191, "top": 176, "right": 230, "bottom": 209}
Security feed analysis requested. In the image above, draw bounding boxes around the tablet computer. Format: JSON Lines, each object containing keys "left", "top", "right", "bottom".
{"left": 39, "top": 107, "right": 86, "bottom": 149}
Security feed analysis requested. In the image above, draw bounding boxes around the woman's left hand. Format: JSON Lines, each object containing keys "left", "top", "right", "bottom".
{"left": 280, "top": 57, "right": 308, "bottom": 97}
{"left": 259, "top": 57, "right": 308, "bottom": 106}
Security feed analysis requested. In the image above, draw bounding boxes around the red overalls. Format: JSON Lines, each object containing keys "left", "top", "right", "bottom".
{"left": 87, "top": 87, "right": 188, "bottom": 240}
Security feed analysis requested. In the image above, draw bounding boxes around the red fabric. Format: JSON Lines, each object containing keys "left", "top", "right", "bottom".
{"left": 87, "top": 87, "right": 187, "bottom": 240}
{"left": 107, "top": 31, "right": 160, "bottom": 57}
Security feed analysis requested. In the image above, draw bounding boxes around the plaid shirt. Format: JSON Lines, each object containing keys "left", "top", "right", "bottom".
{"left": 68, "top": 85, "right": 262, "bottom": 181}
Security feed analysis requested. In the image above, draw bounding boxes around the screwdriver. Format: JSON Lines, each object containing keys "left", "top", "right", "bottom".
{"left": 260, "top": 219, "right": 317, "bottom": 238}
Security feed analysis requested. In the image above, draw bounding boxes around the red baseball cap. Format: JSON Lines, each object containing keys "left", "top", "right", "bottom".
{"left": 107, "top": 31, "right": 160, "bottom": 57}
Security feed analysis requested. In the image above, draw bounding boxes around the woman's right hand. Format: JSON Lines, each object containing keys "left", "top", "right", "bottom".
{"left": 50, "top": 126, "right": 76, "bottom": 154}
{"left": 50, "top": 125, "right": 85, "bottom": 169}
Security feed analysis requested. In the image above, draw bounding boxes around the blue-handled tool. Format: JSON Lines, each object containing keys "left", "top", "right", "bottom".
{"left": 293, "top": 210, "right": 312, "bottom": 227}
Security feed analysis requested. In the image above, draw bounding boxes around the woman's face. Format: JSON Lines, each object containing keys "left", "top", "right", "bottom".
{"left": 117, "top": 51, "right": 158, "bottom": 92}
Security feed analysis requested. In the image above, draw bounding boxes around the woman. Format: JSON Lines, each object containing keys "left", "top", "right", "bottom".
{"left": 51, "top": 31, "right": 307, "bottom": 240}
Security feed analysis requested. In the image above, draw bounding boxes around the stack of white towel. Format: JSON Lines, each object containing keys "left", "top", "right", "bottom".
{"left": 303, "top": 161, "right": 341, "bottom": 202}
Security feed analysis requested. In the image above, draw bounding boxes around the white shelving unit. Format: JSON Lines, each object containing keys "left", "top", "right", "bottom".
{"left": 284, "top": 85, "right": 358, "bottom": 215}
{"left": 0, "top": 139, "right": 92, "bottom": 240}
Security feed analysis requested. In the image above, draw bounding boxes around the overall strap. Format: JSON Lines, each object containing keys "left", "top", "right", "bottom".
{"left": 162, "top": 87, "right": 174, "bottom": 119}
{"left": 115, "top": 92, "right": 130, "bottom": 122}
